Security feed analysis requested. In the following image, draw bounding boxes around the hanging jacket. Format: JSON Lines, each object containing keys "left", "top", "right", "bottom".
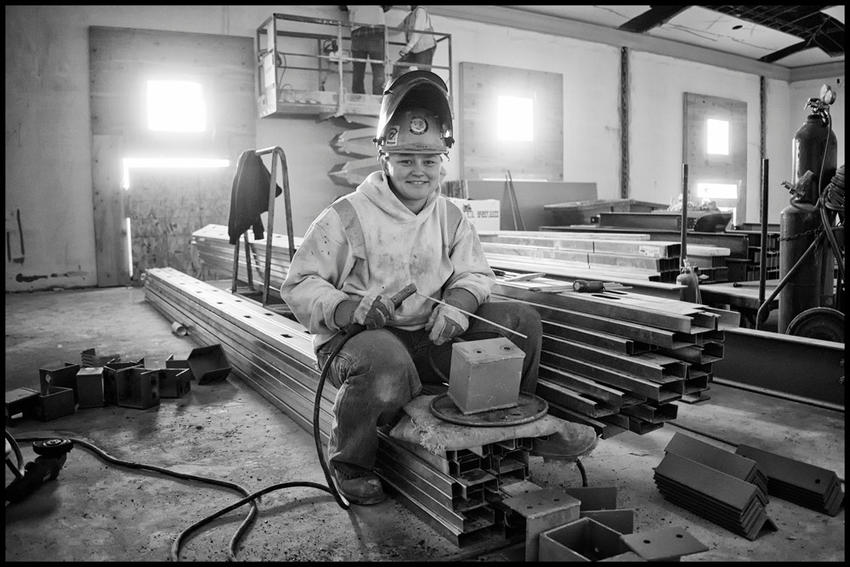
{"left": 227, "top": 150, "right": 283, "bottom": 245}
{"left": 280, "top": 170, "right": 494, "bottom": 351}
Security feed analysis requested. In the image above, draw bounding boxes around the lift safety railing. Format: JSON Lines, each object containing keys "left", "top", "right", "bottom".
{"left": 255, "top": 12, "right": 452, "bottom": 116}
{"left": 231, "top": 146, "right": 295, "bottom": 307}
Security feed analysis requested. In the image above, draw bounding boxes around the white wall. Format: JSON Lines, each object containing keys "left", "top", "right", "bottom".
{"left": 5, "top": 5, "right": 841, "bottom": 291}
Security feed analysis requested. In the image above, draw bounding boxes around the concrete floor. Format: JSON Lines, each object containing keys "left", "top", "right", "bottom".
{"left": 4, "top": 286, "right": 845, "bottom": 562}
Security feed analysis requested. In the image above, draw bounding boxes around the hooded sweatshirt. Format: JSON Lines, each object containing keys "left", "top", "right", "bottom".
{"left": 281, "top": 171, "right": 494, "bottom": 351}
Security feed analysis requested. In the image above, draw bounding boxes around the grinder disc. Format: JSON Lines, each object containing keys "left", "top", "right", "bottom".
{"left": 430, "top": 393, "right": 548, "bottom": 427}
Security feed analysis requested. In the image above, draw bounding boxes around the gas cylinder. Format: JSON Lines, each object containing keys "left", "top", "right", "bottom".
{"left": 778, "top": 110, "right": 837, "bottom": 333}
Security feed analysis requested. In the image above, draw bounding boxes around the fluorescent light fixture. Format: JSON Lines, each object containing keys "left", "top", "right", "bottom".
{"left": 497, "top": 95, "right": 533, "bottom": 142}
{"left": 126, "top": 216, "right": 133, "bottom": 276}
{"left": 121, "top": 157, "right": 230, "bottom": 190}
{"left": 147, "top": 80, "right": 206, "bottom": 132}
{"left": 706, "top": 118, "right": 729, "bottom": 155}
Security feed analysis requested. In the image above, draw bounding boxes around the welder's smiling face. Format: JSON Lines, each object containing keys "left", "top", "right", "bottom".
{"left": 384, "top": 153, "right": 442, "bottom": 213}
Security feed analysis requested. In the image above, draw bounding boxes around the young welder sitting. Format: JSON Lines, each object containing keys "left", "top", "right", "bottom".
{"left": 280, "top": 71, "right": 597, "bottom": 506}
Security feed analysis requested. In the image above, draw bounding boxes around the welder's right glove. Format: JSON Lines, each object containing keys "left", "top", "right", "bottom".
{"left": 335, "top": 294, "right": 396, "bottom": 331}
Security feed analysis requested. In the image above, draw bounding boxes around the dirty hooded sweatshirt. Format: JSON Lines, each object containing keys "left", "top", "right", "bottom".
{"left": 281, "top": 171, "right": 494, "bottom": 351}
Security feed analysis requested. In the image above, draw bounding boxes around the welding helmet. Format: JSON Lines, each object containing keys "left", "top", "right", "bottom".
{"left": 375, "top": 70, "right": 454, "bottom": 155}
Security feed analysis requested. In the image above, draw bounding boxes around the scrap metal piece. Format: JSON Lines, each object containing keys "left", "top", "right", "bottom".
{"left": 115, "top": 367, "right": 160, "bottom": 410}
{"left": 76, "top": 367, "right": 105, "bottom": 408}
{"left": 539, "top": 516, "right": 628, "bottom": 561}
{"left": 5, "top": 387, "right": 40, "bottom": 425}
{"left": 187, "top": 344, "right": 232, "bottom": 384}
{"left": 156, "top": 368, "right": 191, "bottom": 398}
{"left": 38, "top": 363, "right": 80, "bottom": 400}
{"left": 620, "top": 526, "right": 708, "bottom": 561}
{"left": 500, "top": 487, "right": 581, "bottom": 561}
{"left": 581, "top": 509, "right": 635, "bottom": 535}
{"left": 562, "top": 486, "right": 618, "bottom": 511}
{"left": 36, "top": 386, "right": 75, "bottom": 421}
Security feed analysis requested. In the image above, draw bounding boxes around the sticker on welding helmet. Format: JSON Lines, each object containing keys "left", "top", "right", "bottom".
{"left": 409, "top": 116, "right": 428, "bottom": 135}
{"left": 385, "top": 126, "right": 399, "bottom": 146}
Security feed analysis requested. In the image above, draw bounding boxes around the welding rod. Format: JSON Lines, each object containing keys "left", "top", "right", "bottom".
{"left": 413, "top": 290, "right": 528, "bottom": 340}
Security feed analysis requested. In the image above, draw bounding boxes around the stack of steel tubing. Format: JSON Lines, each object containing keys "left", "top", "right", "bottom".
{"left": 191, "top": 223, "right": 300, "bottom": 285}
{"left": 479, "top": 231, "right": 731, "bottom": 284}
{"left": 491, "top": 272, "right": 739, "bottom": 437}
{"left": 190, "top": 225, "right": 738, "bottom": 434}
{"left": 143, "top": 267, "right": 544, "bottom": 547}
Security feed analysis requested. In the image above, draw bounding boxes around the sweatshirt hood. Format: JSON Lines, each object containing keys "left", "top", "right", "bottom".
{"left": 356, "top": 171, "right": 439, "bottom": 222}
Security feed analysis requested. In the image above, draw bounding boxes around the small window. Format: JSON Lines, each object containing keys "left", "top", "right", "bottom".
{"left": 497, "top": 95, "right": 533, "bottom": 142}
{"left": 706, "top": 118, "right": 729, "bottom": 155}
{"left": 147, "top": 80, "right": 206, "bottom": 132}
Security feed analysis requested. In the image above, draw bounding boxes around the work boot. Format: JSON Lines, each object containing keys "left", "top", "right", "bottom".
{"left": 531, "top": 421, "right": 598, "bottom": 461}
{"left": 331, "top": 462, "right": 387, "bottom": 506}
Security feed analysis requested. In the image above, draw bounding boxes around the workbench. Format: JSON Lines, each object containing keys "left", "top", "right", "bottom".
{"left": 698, "top": 280, "right": 780, "bottom": 327}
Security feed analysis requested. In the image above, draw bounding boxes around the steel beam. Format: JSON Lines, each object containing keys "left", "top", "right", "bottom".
{"left": 713, "top": 327, "right": 844, "bottom": 410}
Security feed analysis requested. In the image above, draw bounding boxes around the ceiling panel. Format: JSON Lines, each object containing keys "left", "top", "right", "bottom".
{"left": 500, "top": 5, "right": 844, "bottom": 69}
{"left": 649, "top": 6, "right": 804, "bottom": 61}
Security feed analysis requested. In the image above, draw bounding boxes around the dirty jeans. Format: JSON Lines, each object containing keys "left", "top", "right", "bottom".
{"left": 350, "top": 26, "right": 386, "bottom": 95}
{"left": 316, "top": 301, "right": 542, "bottom": 471}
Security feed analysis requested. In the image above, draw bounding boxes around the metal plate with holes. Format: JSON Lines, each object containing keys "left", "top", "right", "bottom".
{"left": 620, "top": 526, "right": 709, "bottom": 561}
{"left": 430, "top": 392, "right": 548, "bottom": 427}
{"left": 500, "top": 487, "right": 581, "bottom": 561}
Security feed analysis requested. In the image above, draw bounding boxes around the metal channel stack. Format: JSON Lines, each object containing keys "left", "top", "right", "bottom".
{"left": 143, "top": 267, "right": 551, "bottom": 547}
{"left": 492, "top": 273, "right": 740, "bottom": 437}
{"left": 479, "top": 231, "right": 731, "bottom": 284}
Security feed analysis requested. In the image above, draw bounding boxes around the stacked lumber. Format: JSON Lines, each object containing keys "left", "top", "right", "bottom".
{"left": 143, "top": 267, "right": 545, "bottom": 547}
{"left": 491, "top": 272, "right": 739, "bottom": 435}
{"left": 479, "top": 231, "right": 731, "bottom": 284}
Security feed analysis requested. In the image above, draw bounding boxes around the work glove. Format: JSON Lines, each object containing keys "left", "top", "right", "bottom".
{"left": 426, "top": 304, "right": 469, "bottom": 346}
{"left": 351, "top": 294, "right": 396, "bottom": 330}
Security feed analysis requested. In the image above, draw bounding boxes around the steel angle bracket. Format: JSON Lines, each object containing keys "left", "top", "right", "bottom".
{"left": 499, "top": 487, "right": 581, "bottom": 561}
{"left": 580, "top": 508, "right": 635, "bottom": 534}
{"left": 620, "top": 526, "right": 708, "bottom": 561}
{"left": 736, "top": 444, "right": 845, "bottom": 516}
{"left": 562, "top": 486, "right": 618, "bottom": 511}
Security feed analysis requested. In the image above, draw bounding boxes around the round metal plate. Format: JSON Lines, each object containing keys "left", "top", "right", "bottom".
{"left": 430, "top": 393, "right": 548, "bottom": 427}
{"left": 787, "top": 307, "right": 844, "bottom": 342}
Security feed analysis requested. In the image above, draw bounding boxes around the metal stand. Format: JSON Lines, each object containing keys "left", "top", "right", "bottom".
{"left": 231, "top": 146, "right": 295, "bottom": 307}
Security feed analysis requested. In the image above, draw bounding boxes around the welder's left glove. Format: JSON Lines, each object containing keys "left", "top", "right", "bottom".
{"left": 426, "top": 304, "right": 469, "bottom": 346}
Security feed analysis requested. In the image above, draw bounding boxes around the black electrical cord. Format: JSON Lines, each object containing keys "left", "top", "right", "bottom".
{"left": 9, "top": 431, "right": 259, "bottom": 561}
{"left": 8, "top": 324, "right": 355, "bottom": 562}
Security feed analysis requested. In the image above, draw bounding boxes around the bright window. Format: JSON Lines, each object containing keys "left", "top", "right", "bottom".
{"left": 147, "top": 80, "right": 206, "bottom": 132}
{"left": 121, "top": 157, "right": 230, "bottom": 190}
{"left": 706, "top": 118, "right": 729, "bottom": 155}
{"left": 497, "top": 95, "right": 533, "bottom": 142}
